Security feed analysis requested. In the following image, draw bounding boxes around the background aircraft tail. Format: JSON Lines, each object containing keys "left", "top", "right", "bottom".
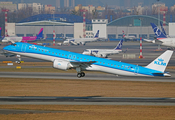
{"left": 94, "top": 30, "right": 99, "bottom": 38}
{"left": 160, "top": 22, "right": 166, "bottom": 36}
{"left": 145, "top": 50, "right": 173, "bottom": 72}
{"left": 114, "top": 39, "right": 123, "bottom": 50}
{"left": 36, "top": 28, "right": 43, "bottom": 39}
{"left": 150, "top": 23, "right": 167, "bottom": 39}
{"left": 122, "top": 30, "right": 125, "bottom": 38}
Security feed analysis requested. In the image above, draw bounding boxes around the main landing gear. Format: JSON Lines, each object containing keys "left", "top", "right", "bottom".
{"left": 76, "top": 67, "right": 85, "bottom": 78}
{"left": 77, "top": 72, "right": 85, "bottom": 78}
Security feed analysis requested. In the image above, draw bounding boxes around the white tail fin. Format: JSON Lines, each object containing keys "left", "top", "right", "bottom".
{"left": 145, "top": 50, "right": 173, "bottom": 72}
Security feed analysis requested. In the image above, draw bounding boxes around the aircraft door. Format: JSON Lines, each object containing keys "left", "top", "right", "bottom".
{"left": 21, "top": 44, "right": 27, "bottom": 52}
{"left": 134, "top": 65, "right": 139, "bottom": 75}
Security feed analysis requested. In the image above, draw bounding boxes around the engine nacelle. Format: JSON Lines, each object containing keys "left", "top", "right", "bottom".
{"left": 80, "top": 42, "right": 85, "bottom": 45}
{"left": 53, "top": 60, "right": 71, "bottom": 70}
{"left": 101, "top": 54, "right": 107, "bottom": 58}
{"left": 95, "top": 54, "right": 107, "bottom": 58}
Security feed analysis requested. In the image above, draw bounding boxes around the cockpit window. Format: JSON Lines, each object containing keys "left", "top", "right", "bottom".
{"left": 11, "top": 44, "right": 17, "bottom": 46}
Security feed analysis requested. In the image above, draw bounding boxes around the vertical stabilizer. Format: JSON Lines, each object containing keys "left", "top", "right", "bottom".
{"left": 160, "top": 22, "right": 166, "bottom": 36}
{"left": 145, "top": 50, "right": 173, "bottom": 72}
{"left": 94, "top": 30, "right": 99, "bottom": 38}
{"left": 114, "top": 39, "right": 123, "bottom": 50}
{"left": 122, "top": 30, "right": 125, "bottom": 38}
{"left": 36, "top": 28, "right": 43, "bottom": 39}
{"left": 150, "top": 23, "right": 167, "bottom": 39}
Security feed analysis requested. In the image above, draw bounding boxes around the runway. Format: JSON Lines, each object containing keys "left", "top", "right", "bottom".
{"left": 1, "top": 71, "right": 175, "bottom": 82}
{"left": 0, "top": 96, "right": 175, "bottom": 106}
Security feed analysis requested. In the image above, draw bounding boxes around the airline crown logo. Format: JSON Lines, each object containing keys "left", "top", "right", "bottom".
{"left": 154, "top": 58, "right": 166, "bottom": 66}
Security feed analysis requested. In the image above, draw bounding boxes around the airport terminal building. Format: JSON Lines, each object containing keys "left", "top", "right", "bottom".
{"left": 6, "top": 14, "right": 171, "bottom": 40}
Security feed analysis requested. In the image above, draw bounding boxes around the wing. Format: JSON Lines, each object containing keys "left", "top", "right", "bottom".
{"left": 70, "top": 61, "right": 96, "bottom": 68}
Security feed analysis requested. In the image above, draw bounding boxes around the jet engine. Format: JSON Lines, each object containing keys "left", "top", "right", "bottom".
{"left": 80, "top": 42, "right": 85, "bottom": 45}
{"left": 95, "top": 54, "right": 107, "bottom": 58}
{"left": 53, "top": 59, "right": 71, "bottom": 70}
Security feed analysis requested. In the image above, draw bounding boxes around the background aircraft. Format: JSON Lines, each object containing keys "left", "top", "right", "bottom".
{"left": 122, "top": 30, "right": 136, "bottom": 41}
{"left": 82, "top": 39, "right": 123, "bottom": 58}
{"left": 63, "top": 30, "right": 99, "bottom": 45}
{"left": 3, "top": 42, "right": 173, "bottom": 78}
{"left": 2, "top": 28, "right": 43, "bottom": 43}
{"left": 144, "top": 23, "right": 175, "bottom": 49}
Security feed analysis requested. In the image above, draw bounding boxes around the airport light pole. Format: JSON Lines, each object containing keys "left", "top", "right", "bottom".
{"left": 139, "top": 18, "right": 143, "bottom": 59}
{"left": 2, "top": 9, "right": 9, "bottom": 37}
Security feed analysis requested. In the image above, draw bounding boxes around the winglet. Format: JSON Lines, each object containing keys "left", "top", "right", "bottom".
{"left": 145, "top": 50, "right": 173, "bottom": 72}
{"left": 114, "top": 39, "right": 123, "bottom": 50}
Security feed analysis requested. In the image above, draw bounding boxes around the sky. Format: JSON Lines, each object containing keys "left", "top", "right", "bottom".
{"left": 1, "top": 0, "right": 175, "bottom": 8}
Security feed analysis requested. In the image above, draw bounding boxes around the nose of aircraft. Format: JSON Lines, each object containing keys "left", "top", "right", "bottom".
{"left": 3, "top": 44, "right": 15, "bottom": 51}
{"left": 3, "top": 45, "right": 10, "bottom": 51}
{"left": 63, "top": 40, "right": 69, "bottom": 44}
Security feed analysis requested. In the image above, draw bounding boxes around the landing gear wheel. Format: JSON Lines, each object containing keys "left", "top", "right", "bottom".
{"left": 17, "top": 61, "right": 21, "bottom": 64}
{"left": 77, "top": 73, "right": 82, "bottom": 78}
{"left": 81, "top": 72, "right": 85, "bottom": 77}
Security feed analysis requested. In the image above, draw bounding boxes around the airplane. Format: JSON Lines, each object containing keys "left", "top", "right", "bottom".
{"left": 3, "top": 42, "right": 173, "bottom": 78}
{"left": 2, "top": 28, "right": 43, "bottom": 43}
{"left": 60, "top": 33, "right": 73, "bottom": 40}
{"left": 144, "top": 23, "right": 175, "bottom": 49}
{"left": 122, "top": 30, "right": 136, "bottom": 40}
{"left": 82, "top": 39, "right": 123, "bottom": 58}
{"left": 63, "top": 30, "right": 100, "bottom": 45}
